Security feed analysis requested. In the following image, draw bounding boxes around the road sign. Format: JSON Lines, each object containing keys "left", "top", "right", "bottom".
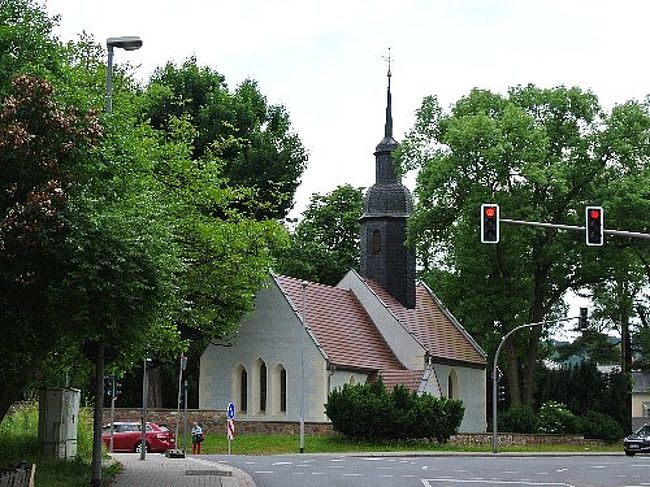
{"left": 227, "top": 402, "right": 235, "bottom": 420}
{"left": 227, "top": 420, "right": 235, "bottom": 440}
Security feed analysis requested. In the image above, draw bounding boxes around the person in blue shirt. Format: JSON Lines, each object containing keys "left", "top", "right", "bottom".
{"left": 191, "top": 422, "right": 204, "bottom": 454}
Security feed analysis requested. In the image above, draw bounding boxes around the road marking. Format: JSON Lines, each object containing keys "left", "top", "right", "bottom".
{"left": 422, "top": 465, "right": 429, "bottom": 470}
{"left": 556, "top": 469, "right": 567, "bottom": 473}
{"left": 421, "top": 479, "right": 576, "bottom": 486}
{"left": 342, "top": 473, "right": 363, "bottom": 476}
{"left": 253, "top": 471, "right": 274, "bottom": 474}
{"left": 292, "top": 472, "right": 304, "bottom": 475}
{"left": 311, "top": 472, "right": 325, "bottom": 475}
{"left": 362, "top": 457, "right": 383, "bottom": 461}
{"left": 591, "top": 465, "right": 606, "bottom": 469}
{"left": 327, "top": 465, "right": 344, "bottom": 469}
{"left": 330, "top": 459, "right": 344, "bottom": 462}
{"left": 271, "top": 461, "right": 293, "bottom": 465}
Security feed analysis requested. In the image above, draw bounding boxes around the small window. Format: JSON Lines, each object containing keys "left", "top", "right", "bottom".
{"left": 280, "top": 368, "right": 287, "bottom": 413}
{"left": 240, "top": 369, "right": 248, "bottom": 413}
{"left": 372, "top": 229, "right": 381, "bottom": 254}
{"left": 260, "top": 362, "right": 267, "bottom": 412}
{"left": 643, "top": 402, "right": 650, "bottom": 417}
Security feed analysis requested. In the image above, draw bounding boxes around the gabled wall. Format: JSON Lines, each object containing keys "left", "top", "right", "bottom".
{"left": 199, "top": 278, "right": 329, "bottom": 422}
{"left": 337, "top": 270, "right": 425, "bottom": 370}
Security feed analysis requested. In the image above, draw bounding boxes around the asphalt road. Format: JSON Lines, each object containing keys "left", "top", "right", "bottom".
{"left": 202, "top": 453, "right": 650, "bottom": 487}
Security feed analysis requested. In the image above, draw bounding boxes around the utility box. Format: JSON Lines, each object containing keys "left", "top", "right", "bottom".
{"left": 38, "top": 388, "right": 81, "bottom": 460}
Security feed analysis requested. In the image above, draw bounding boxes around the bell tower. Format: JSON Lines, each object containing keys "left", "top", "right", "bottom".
{"left": 359, "top": 54, "right": 416, "bottom": 309}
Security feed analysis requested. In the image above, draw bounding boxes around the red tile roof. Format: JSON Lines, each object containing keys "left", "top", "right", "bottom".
{"left": 375, "top": 369, "right": 425, "bottom": 393}
{"left": 365, "top": 279, "right": 486, "bottom": 366}
{"left": 275, "top": 275, "right": 403, "bottom": 371}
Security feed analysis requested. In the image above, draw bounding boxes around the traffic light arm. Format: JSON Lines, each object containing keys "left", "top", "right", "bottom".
{"left": 491, "top": 313, "right": 585, "bottom": 455}
{"left": 500, "top": 218, "right": 650, "bottom": 240}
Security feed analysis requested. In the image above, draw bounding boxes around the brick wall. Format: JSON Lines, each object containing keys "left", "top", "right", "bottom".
{"left": 103, "top": 408, "right": 605, "bottom": 446}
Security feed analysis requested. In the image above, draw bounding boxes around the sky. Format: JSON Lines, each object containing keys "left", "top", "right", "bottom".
{"left": 43, "top": 0, "right": 650, "bottom": 221}
{"left": 41, "top": 0, "right": 649, "bottom": 336}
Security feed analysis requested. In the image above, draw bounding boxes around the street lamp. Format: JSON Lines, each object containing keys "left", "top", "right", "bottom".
{"left": 105, "top": 36, "right": 143, "bottom": 113}
{"left": 300, "top": 281, "right": 308, "bottom": 454}
{"left": 91, "top": 35, "right": 143, "bottom": 487}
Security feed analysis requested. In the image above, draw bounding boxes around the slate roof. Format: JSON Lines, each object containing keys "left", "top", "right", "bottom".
{"left": 274, "top": 275, "right": 403, "bottom": 371}
{"left": 364, "top": 279, "right": 486, "bottom": 366}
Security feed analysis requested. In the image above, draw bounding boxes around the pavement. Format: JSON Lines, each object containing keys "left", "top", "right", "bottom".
{"left": 109, "top": 453, "right": 256, "bottom": 487}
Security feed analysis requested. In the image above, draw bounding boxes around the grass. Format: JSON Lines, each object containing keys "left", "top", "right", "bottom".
{"left": 0, "top": 403, "right": 118, "bottom": 486}
{"left": 177, "top": 432, "right": 622, "bottom": 456}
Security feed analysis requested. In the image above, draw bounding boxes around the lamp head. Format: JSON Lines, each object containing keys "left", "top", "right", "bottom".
{"left": 106, "top": 36, "right": 143, "bottom": 51}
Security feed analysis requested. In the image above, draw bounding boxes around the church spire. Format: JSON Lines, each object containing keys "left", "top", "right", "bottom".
{"left": 376, "top": 48, "right": 397, "bottom": 154}
{"left": 384, "top": 48, "right": 393, "bottom": 140}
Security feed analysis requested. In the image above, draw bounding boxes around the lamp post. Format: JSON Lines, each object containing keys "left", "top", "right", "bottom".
{"left": 491, "top": 312, "right": 587, "bottom": 454}
{"left": 90, "top": 35, "right": 142, "bottom": 487}
{"left": 300, "top": 281, "right": 308, "bottom": 454}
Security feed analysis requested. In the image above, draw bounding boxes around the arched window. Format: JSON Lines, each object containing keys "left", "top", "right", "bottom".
{"left": 349, "top": 375, "right": 357, "bottom": 385}
{"left": 259, "top": 362, "right": 267, "bottom": 413}
{"left": 271, "top": 364, "right": 287, "bottom": 415}
{"left": 372, "top": 229, "right": 381, "bottom": 254}
{"left": 232, "top": 365, "right": 248, "bottom": 414}
{"left": 448, "top": 369, "right": 459, "bottom": 399}
{"left": 280, "top": 368, "right": 287, "bottom": 413}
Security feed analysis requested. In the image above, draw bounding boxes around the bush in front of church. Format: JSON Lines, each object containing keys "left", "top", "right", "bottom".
{"left": 324, "top": 378, "right": 464, "bottom": 443}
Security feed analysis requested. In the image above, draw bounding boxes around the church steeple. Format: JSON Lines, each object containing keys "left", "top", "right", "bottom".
{"left": 360, "top": 54, "right": 416, "bottom": 309}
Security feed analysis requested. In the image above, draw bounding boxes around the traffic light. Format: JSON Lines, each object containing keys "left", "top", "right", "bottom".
{"left": 585, "top": 206, "right": 604, "bottom": 246}
{"left": 497, "top": 384, "right": 507, "bottom": 403}
{"left": 104, "top": 375, "right": 113, "bottom": 397}
{"left": 481, "top": 204, "right": 500, "bottom": 243}
{"left": 578, "top": 307, "right": 589, "bottom": 330}
{"left": 114, "top": 380, "right": 122, "bottom": 398}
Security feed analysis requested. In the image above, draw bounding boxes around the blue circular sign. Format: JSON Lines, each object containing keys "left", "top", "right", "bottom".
{"left": 227, "top": 402, "right": 235, "bottom": 420}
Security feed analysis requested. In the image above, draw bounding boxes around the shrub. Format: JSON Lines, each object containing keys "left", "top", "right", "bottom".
{"left": 324, "top": 378, "right": 464, "bottom": 443}
{"left": 578, "top": 410, "right": 624, "bottom": 443}
{"left": 499, "top": 404, "right": 539, "bottom": 433}
{"left": 537, "top": 401, "right": 578, "bottom": 434}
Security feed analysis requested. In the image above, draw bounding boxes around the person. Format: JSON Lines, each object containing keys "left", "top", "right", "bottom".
{"left": 191, "top": 422, "right": 204, "bottom": 454}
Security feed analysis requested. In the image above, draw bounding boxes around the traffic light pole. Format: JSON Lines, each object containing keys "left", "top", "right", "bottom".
{"left": 501, "top": 218, "right": 650, "bottom": 240}
{"left": 110, "top": 374, "right": 116, "bottom": 453}
{"left": 492, "top": 314, "right": 583, "bottom": 454}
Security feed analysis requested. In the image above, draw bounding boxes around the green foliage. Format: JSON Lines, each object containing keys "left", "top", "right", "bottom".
{"left": 578, "top": 410, "right": 624, "bottom": 443}
{"left": 274, "top": 184, "right": 363, "bottom": 285}
{"left": 324, "top": 379, "right": 464, "bottom": 443}
{"left": 400, "top": 85, "right": 650, "bottom": 405}
{"left": 534, "top": 362, "right": 629, "bottom": 432}
{"left": 499, "top": 404, "right": 539, "bottom": 433}
{"left": 140, "top": 57, "right": 308, "bottom": 219}
{"left": 537, "top": 401, "right": 578, "bottom": 434}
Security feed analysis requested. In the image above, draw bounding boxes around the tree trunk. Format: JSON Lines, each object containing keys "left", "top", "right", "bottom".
{"left": 504, "top": 340, "right": 522, "bottom": 405}
{"left": 147, "top": 364, "right": 164, "bottom": 408}
{"left": 0, "top": 381, "right": 24, "bottom": 424}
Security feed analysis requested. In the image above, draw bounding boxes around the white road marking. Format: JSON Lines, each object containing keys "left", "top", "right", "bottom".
{"left": 330, "top": 459, "right": 344, "bottom": 462}
{"left": 342, "top": 473, "right": 363, "bottom": 476}
{"left": 422, "top": 465, "right": 429, "bottom": 470}
{"left": 591, "top": 465, "right": 606, "bottom": 469}
{"left": 362, "top": 457, "right": 383, "bottom": 461}
{"left": 381, "top": 474, "right": 395, "bottom": 478}
{"left": 327, "top": 465, "right": 344, "bottom": 469}
{"left": 292, "top": 472, "right": 304, "bottom": 475}
{"left": 421, "top": 479, "right": 575, "bottom": 486}
{"left": 253, "top": 471, "right": 274, "bottom": 474}
{"left": 271, "top": 461, "right": 293, "bottom": 465}
{"left": 311, "top": 472, "right": 325, "bottom": 475}
{"left": 556, "top": 469, "right": 568, "bottom": 473}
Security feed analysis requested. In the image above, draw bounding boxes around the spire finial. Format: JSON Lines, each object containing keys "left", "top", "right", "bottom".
{"left": 382, "top": 47, "right": 393, "bottom": 140}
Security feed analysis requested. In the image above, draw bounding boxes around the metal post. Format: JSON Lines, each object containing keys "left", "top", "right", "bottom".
{"left": 105, "top": 46, "right": 114, "bottom": 113}
{"left": 140, "top": 358, "right": 148, "bottom": 460}
{"left": 175, "top": 354, "right": 186, "bottom": 442}
{"left": 300, "top": 281, "right": 307, "bottom": 453}
{"left": 491, "top": 315, "right": 580, "bottom": 453}
{"left": 109, "top": 373, "right": 116, "bottom": 453}
{"left": 91, "top": 342, "right": 104, "bottom": 487}
{"left": 183, "top": 379, "right": 188, "bottom": 454}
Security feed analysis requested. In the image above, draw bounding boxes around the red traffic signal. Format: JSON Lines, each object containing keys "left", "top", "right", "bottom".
{"left": 481, "top": 204, "right": 500, "bottom": 243}
{"left": 585, "top": 206, "right": 604, "bottom": 246}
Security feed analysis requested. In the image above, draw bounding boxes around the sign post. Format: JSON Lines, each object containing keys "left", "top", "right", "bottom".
{"left": 226, "top": 402, "right": 235, "bottom": 455}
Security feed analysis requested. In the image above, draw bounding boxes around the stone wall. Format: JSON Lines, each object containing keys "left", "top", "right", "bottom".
{"left": 104, "top": 408, "right": 605, "bottom": 446}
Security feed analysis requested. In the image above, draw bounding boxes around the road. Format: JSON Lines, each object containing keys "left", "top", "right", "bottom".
{"left": 202, "top": 453, "right": 650, "bottom": 487}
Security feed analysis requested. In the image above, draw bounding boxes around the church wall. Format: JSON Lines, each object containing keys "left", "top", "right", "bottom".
{"left": 199, "top": 278, "right": 330, "bottom": 422}
{"left": 433, "top": 363, "right": 487, "bottom": 433}
{"left": 329, "top": 370, "right": 369, "bottom": 391}
{"left": 338, "top": 271, "right": 425, "bottom": 369}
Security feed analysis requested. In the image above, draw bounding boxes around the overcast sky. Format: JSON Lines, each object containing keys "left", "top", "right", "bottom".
{"left": 44, "top": 0, "right": 650, "bottom": 222}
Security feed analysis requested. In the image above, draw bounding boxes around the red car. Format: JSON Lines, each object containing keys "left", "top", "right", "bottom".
{"left": 102, "top": 421, "right": 175, "bottom": 453}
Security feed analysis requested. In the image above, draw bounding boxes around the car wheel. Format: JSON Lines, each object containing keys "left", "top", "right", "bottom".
{"left": 134, "top": 441, "right": 150, "bottom": 454}
{"left": 625, "top": 451, "right": 635, "bottom": 457}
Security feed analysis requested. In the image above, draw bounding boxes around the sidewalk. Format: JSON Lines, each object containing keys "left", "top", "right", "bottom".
{"left": 109, "top": 453, "right": 255, "bottom": 487}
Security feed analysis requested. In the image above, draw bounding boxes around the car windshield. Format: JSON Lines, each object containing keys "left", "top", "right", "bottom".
{"left": 157, "top": 425, "right": 169, "bottom": 432}
{"left": 636, "top": 425, "right": 650, "bottom": 437}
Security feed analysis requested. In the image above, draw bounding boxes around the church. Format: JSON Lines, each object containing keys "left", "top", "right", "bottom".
{"left": 199, "top": 70, "right": 487, "bottom": 433}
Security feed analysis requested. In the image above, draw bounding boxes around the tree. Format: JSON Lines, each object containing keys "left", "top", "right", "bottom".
{"left": 140, "top": 58, "right": 308, "bottom": 219}
{"left": 399, "top": 85, "right": 650, "bottom": 406}
{"left": 274, "top": 184, "right": 363, "bottom": 285}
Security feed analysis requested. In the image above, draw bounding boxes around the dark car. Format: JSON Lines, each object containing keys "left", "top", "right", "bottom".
{"left": 624, "top": 423, "right": 650, "bottom": 456}
{"left": 102, "top": 421, "right": 175, "bottom": 453}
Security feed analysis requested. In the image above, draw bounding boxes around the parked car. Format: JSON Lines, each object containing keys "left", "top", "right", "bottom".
{"left": 624, "top": 423, "right": 650, "bottom": 456}
{"left": 102, "top": 421, "right": 175, "bottom": 453}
